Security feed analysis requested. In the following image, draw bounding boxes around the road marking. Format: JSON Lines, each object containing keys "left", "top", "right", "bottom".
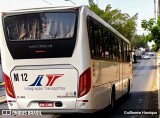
{"left": 0, "top": 82, "right": 4, "bottom": 86}
{"left": 0, "top": 95, "right": 6, "bottom": 104}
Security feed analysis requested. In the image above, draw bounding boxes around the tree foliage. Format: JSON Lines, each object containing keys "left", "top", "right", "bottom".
{"left": 130, "top": 35, "right": 147, "bottom": 49}
{"left": 141, "top": 18, "right": 155, "bottom": 31}
{"left": 88, "top": 0, "right": 138, "bottom": 41}
{"left": 141, "top": 17, "right": 160, "bottom": 51}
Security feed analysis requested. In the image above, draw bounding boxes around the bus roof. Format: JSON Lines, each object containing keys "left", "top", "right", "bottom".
{"left": 0, "top": 0, "right": 79, "bottom": 12}
{"left": 2, "top": 6, "right": 81, "bottom": 13}
{"left": 2, "top": 5, "right": 130, "bottom": 44}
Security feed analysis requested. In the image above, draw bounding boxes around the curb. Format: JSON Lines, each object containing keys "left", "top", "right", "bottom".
{"left": 0, "top": 82, "right": 6, "bottom": 104}
{"left": 0, "top": 82, "right": 4, "bottom": 86}
{"left": 0, "top": 95, "right": 6, "bottom": 104}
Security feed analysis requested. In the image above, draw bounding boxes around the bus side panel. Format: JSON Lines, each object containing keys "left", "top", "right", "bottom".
{"left": 102, "top": 84, "right": 111, "bottom": 108}
{"left": 91, "top": 60, "right": 120, "bottom": 109}
{"left": 122, "top": 62, "right": 132, "bottom": 94}
{"left": 91, "top": 60, "right": 102, "bottom": 109}
{"left": 74, "top": 6, "right": 93, "bottom": 111}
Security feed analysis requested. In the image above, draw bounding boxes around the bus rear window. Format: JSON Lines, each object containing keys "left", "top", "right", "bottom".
{"left": 2, "top": 11, "right": 78, "bottom": 59}
{"left": 4, "top": 12, "right": 76, "bottom": 40}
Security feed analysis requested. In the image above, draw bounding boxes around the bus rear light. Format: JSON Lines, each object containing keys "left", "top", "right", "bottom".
{"left": 77, "top": 100, "right": 88, "bottom": 102}
{"left": 7, "top": 100, "right": 16, "bottom": 102}
{"left": 78, "top": 68, "right": 91, "bottom": 98}
{"left": 3, "top": 72, "right": 15, "bottom": 98}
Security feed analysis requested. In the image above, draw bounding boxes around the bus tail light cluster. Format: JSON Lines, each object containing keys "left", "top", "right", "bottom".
{"left": 78, "top": 67, "right": 91, "bottom": 98}
{"left": 3, "top": 72, "right": 15, "bottom": 98}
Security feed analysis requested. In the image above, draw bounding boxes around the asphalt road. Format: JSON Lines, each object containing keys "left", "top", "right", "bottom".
{"left": 0, "top": 56, "right": 158, "bottom": 118}
{"left": 108, "top": 56, "right": 158, "bottom": 118}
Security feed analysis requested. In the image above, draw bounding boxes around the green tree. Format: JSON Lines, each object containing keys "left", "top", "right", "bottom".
{"left": 151, "top": 44, "right": 159, "bottom": 52}
{"left": 88, "top": 0, "right": 138, "bottom": 41}
{"left": 141, "top": 18, "right": 155, "bottom": 31}
{"left": 131, "top": 35, "right": 147, "bottom": 49}
{"left": 141, "top": 17, "right": 160, "bottom": 51}
{"left": 88, "top": 0, "right": 104, "bottom": 18}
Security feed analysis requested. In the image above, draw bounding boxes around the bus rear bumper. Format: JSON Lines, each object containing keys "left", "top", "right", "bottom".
{"left": 7, "top": 101, "right": 19, "bottom": 109}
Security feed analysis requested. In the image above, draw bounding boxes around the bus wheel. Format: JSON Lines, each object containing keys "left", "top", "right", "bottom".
{"left": 111, "top": 87, "right": 115, "bottom": 110}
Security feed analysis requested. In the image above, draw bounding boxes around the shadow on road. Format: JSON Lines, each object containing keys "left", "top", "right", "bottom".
{"left": 133, "top": 65, "right": 157, "bottom": 71}
{"left": 57, "top": 90, "right": 158, "bottom": 118}
{"left": 133, "top": 62, "right": 141, "bottom": 64}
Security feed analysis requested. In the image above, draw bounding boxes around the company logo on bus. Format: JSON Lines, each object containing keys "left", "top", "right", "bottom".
{"left": 24, "top": 74, "right": 65, "bottom": 91}
{"left": 29, "top": 74, "right": 64, "bottom": 86}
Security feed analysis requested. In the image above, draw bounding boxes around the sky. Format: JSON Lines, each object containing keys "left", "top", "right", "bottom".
{"left": 0, "top": 0, "right": 157, "bottom": 35}
{"left": 76, "top": 0, "right": 157, "bottom": 35}
{"left": 0, "top": 0, "right": 156, "bottom": 49}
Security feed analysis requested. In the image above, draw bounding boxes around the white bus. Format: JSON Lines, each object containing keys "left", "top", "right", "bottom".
{"left": 0, "top": 5, "right": 132, "bottom": 113}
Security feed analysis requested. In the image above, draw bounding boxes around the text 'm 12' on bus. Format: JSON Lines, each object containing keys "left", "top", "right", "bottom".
{"left": 0, "top": 5, "right": 133, "bottom": 113}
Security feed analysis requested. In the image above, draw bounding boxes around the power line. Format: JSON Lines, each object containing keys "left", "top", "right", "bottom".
{"left": 42, "top": 0, "right": 53, "bottom": 5}
{"left": 65, "top": 0, "right": 76, "bottom": 5}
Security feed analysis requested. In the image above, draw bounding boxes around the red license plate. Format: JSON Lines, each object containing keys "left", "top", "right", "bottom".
{"left": 39, "top": 102, "right": 53, "bottom": 107}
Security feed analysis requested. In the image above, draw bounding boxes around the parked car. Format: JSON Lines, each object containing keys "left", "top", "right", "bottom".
{"left": 148, "top": 52, "right": 154, "bottom": 56}
{"left": 143, "top": 54, "right": 150, "bottom": 59}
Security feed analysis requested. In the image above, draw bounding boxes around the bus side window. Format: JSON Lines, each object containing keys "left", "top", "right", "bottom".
{"left": 99, "top": 26, "right": 104, "bottom": 58}
{"left": 87, "top": 18, "right": 95, "bottom": 58}
{"left": 104, "top": 29, "right": 109, "bottom": 59}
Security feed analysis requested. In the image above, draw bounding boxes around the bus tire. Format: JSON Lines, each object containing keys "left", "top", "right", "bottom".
{"left": 127, "top": 79, "right": 130, "bottom": 95}
{"left": 111, "top": 85, "right": 115, "bottom": 110}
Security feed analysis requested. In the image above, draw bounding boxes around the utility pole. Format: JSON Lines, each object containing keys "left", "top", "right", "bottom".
{"left": 158, "top": 0, "right": 160, "bottom": 16}
{"left": 154, "top": 0, "right": 157, "bottom": 22}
